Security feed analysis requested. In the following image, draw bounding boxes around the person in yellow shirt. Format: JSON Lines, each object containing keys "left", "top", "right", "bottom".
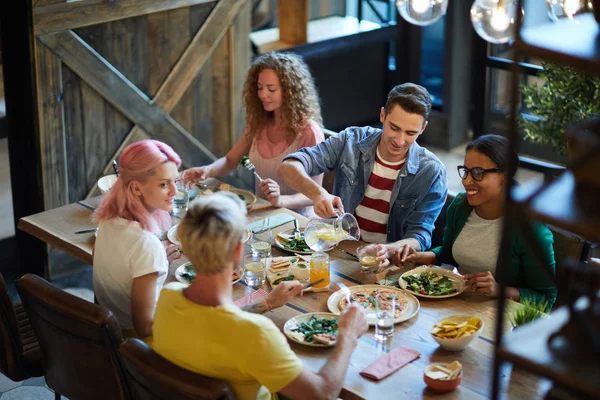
{"left": 152, "top": 191, "right": 368, "bottom": 400}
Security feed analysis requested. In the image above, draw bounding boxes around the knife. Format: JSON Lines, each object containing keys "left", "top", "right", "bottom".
{"left": 74, "top": 228, "right": 98, "bottom": 234}
{"left": 339, "top": 249, "right": 359, "bottom": 261}
{"left": 303, "top": 278, "right": 324, "bottom": 290}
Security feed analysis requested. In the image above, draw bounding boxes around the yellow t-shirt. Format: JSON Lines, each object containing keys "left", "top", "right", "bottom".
{"left": 152, "top": 283, "right": 303, "bottom": 400}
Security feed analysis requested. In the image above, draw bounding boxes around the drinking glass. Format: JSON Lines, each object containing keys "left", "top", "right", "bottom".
{"left": 374, "top": 293, "right": 395, "bottom": 340}
{"left": 356, "top": 244, "right": 379, "bottom": 272}
{"left": 243, "top": 254, "right": 266, "bottom": 287}
{"left": 309, "top": 252, "right": 330, "bottom": 289}
{"left": 250, "top": 218, "right": 272, "bottom": 257}
{"left": 172, "top": 178, "right": 189, "bottom": 216}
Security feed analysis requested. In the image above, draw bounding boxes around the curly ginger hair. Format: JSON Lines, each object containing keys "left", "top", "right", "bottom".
{"left": 243, "top": 52, "right": 323, "bottom": 139}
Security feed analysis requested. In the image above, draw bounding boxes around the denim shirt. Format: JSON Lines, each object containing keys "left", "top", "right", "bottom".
{"left": 283, "top": 126, "right": 448, "bottom": 250}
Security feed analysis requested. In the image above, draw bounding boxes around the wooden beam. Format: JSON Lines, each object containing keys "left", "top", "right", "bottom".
{"left": 278, "top": 0, "right": 308, "bottom": 45}
{"left": 83, "top": 0, "right": 248, "bottom": 197}
{"left": 33, "top": 0, "right": 215, "bottom": 36}
{"left": 38, "top": 30, "right": 217, "bottom": 170}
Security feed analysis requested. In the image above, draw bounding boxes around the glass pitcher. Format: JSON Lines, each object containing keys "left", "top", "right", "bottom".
{"left": 304, "top": 212, "right": 361, "bottom": 252}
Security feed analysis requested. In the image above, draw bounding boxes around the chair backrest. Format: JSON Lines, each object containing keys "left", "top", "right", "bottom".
{"left": 548, "top": 225, "right": 591, "bottom": 264}
{"left": 0, "top": 272, "right": 27, "bottom": 381}
{"left": 119, "top": 338, "right": 234, "bottom": 400}
{"left": 430, "top": 193, "right": 455, "bottom": 250}
{"left": 16, "top": 273, "right": 130, "bottom": 400}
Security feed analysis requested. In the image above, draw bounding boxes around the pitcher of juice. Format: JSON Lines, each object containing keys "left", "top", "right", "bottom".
{"left": 304, "top": 212, "right": 360, "bottom": 252}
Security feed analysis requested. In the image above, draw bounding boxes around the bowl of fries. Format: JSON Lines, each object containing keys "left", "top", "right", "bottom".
{"left": 430, "top": 315, "right": 483, "bottom": 351}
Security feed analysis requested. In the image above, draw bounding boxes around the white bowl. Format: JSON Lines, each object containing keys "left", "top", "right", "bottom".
{"left": 98, "top": 174, "right": 118, "bottom": 194}
{"left": 430, "top": 314, "right": 484, "bottom": 351}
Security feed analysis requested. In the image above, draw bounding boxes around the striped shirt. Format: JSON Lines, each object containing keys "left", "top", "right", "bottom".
{"left": 355, "top": 149, "right": 404, "bottom": 243}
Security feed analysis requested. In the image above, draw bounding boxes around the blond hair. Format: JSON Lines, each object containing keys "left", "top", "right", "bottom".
{"left": 178, "top": 192, "right": 247, "bottom": 274}
{"left": 243, "top": 52, "right": 322, "bottom": 140}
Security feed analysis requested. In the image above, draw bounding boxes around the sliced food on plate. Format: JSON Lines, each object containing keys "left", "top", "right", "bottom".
{"left": 284, "top": 313, "right": 339, "bottom": 347}
{"left": 267, "top": 256, "right": 311, "bottom": 287}
{"left": 338, "top": 287, "right": 409, "bottom": 319}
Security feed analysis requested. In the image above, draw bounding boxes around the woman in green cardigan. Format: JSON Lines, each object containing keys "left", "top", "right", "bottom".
{"left": 397, "top": 134, "right": 557, "bottom": 306}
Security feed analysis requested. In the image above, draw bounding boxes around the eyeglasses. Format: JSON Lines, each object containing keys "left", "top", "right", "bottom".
{"left": 457, "top": 166, "right": 502, "bottom": 181}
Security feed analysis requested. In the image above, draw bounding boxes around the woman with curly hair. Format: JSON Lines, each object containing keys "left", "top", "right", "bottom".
{"left": 183, "top": 52, "right": 324, "bottom": 216}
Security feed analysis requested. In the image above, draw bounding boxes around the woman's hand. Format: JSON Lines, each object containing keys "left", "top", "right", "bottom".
{"left": 391, "top": 245, "right": 419, "bottom": 268}
{"left": 182, "top": 166, "right": 211, "bottom": 186}
{"left": 464, "top": 271, "right": 500, "bottom": 297}
{"left": 260, "top": 178, "right": 283, "bottom": 208}
{"left": 266, "top": 281, "right": 304, "bottom": 310}
{"left": 162, "top": 240, "right": 181, "bottom": 265}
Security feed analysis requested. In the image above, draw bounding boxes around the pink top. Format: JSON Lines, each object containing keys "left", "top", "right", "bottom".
{"left": 248, "top": 120, "right": 324, "bottom": 217}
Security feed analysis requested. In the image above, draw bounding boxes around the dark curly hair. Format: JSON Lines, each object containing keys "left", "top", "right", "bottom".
{"left": 243, "top": 52, "right": 323, "bottom": 139}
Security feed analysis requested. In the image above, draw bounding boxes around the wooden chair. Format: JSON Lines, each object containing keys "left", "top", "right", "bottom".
{"left": 15, "top": 273, "right": 130, "bottom": 400}
{"left": 0, "top": 272, "right": 43, "bottom": 382}
{"left": 119, "top": 338, "right": 235, "bottom": 400}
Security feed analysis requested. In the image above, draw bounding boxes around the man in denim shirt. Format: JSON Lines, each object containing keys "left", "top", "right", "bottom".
{"left": 278, "top": 83, "right": 447, "bottom": 261}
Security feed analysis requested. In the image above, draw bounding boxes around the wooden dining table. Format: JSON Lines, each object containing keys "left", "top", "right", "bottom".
{"left": 18, "top": 184, "right": 551, "bottom": 399}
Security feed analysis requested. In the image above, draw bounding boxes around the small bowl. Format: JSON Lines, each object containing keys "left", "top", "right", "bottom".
{"left": 430, "top": 314, "right": 483, "bottom": 351}
{"left": 423, "top": 363, "right": 462, "bottom": 393}
{"left": 98, "top": 174, "right": 118, "bottom": 194}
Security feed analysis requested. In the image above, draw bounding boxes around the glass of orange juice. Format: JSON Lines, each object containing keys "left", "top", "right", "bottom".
{"left": 310, "top": 252, "right": 330, "bottom": 289}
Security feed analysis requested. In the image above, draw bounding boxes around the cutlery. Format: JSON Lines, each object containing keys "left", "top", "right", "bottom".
{"left": 239, "top": 156, "right": 263, "bottom": 182}
{"left": 339, "top": 249, "right": 359, "bottom": 261}
{"left": 336, "top": 281, "right": 352, "bottom": 304}
{"left": 112, "top": 160, "right": 120, "bottom": 177}
{"left": 293, "top": 219, "right": 302, "bottom": 241}
{"left": 294, "top": 253, "right": 311, "bottom": 262}
{"left": 74, "top": 228, "right": 98, "bottom": 235}
{"left": 303, "top": 278, "right": 324, "bottom": 290}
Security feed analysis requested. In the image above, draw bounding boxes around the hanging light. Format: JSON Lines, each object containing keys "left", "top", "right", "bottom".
{"left": 471, "top": 0, "right": 519, "bottom": 44}
{"left": 547, "top": 0, "right": 593, "bottom": 21}
{"left": 396, "top": 0, "right": 449, "bottom": 26}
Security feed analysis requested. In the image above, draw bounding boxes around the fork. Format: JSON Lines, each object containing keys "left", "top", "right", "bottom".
{"left": 337, "top": 282, "right": 352, "bottom": 305}
{"left": 293, "top": 219, "right": 302, "bottom": 241}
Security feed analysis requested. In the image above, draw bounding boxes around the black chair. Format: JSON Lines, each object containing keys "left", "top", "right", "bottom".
{"left": 119, "top": 338, "right": 235, "bottom": 400}
{"left": 430, "top": 193, "right": 455, "bottom": 249}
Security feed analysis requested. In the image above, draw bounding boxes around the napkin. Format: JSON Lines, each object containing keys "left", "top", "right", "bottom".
{"left": 246, "top": 213, "right": 296, "bottom": 233}
{"left": 376, "top": 272, "right": 402, "bottom": 288}
{"left": 359, "top": 346, "right": 421, "bottom": 381}
{"left": 234, "top": 288, "right": 269, "bottom": 308}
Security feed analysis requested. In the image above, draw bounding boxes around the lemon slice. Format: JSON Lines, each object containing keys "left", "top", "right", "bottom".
{"left": 360, "top": 256, "right": 377, "bottom": 266}
{"left": 251, "top": 241, "right": 271, "bottom": 251}
{"left": 245, "top": 262, "right": 265, "bottom": 273}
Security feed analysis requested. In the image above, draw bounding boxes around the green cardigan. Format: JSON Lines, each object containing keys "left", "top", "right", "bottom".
{"left": 431, "top": 192, "right": 557, "bottom": 307}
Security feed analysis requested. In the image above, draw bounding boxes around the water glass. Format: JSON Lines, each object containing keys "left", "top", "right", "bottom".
{"left": 243, "top": 254, "right": 266, "bottom": 287}
{"left": 309, "top": 252, "right": 330, "bottom": 289}
{"left": 375, "top": 293, "right": 395, "bottom": 340}
{"left": 250, "top": 218, "right": 272, "bottom": 257}
{"left": 172, "top": 179, "right": 189, "bottom": 216}
{"left": 356, "top": 244, "right": 379, "bottom": 272}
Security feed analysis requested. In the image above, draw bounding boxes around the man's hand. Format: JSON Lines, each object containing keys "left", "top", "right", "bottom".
{"left": 182, "top": 166, "right": 211, "bottom": 185}
{"left": 338, "top": 303, "right": 368, "bottom": 341}
{"left": 266, "top": 281, "right": 304, "bottom": 310}
{"left": 259, "top": 178, "right": 283, "bottom": 208}
{"left": 391, "top": 244, "right": 419, "bottom": 268}
{"left": 464, "top": 271, "right": 500, "bottom": 297}
{"left": 374, "top": 244, "right": 392, "bottom": 268}
{"left": 312, "top": 191, "right": 344, "bottom": 218}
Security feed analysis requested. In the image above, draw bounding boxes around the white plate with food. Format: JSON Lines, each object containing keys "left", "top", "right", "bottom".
{"left": 175, "top": 262, "right": 243, "bottom": 285}
{"left": 274, "top": 229, "right": 338, "bottom": 255}
{"left": 284, "top": 312, "right": 340, "bottom": 347}
{"left": 167, "top": 224, "right": 180, "bottom": 245}
{"left": 327, "top": 285, "right": 419, "bottom": 326}
{"left": 399, "top": 266, "right": 466, "bottom": 299}
{"left": 195, "top": 184, "right": 257, "bottom": 210}
{"left": 267, "top": 256, "right": 313, "bottom": 291}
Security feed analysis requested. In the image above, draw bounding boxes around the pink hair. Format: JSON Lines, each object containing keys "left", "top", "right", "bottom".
{"left": 94, "top": 140, "right": 182, "bottom": 233}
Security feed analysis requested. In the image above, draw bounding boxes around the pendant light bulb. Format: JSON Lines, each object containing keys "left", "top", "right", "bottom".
{"left": 396, "top": 0, "right": 449, "bottom": 26}
{"left": 471, "top": 0, "right": 518, "bottom": 44}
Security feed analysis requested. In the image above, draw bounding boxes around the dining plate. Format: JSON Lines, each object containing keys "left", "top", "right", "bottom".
{"left": 167, "top": 224, "right": 180, "bottom": 245}
{"left": 195, "top": 185, "right": 257, "bottom": 210}
{"left": 283, "top": 312, "right": 340, "bottom": 348}
{"left": 398, "top": 266, "right": 466, "bottom": 299}
{"left": 175, "top": 262, "right": 243, "bottom": 285}
{"left": 274, "top": 229, "right": 338, "bottom": 255}
{"left": 327, "top": 284, "right": 419, "bottom": 326}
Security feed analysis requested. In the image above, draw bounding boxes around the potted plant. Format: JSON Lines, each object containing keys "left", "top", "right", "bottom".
{"left": 519, "top": 62, "right": 600, "bottom": 159}
{"left": 510, "top": 297, "right": 551, "bottom": 330}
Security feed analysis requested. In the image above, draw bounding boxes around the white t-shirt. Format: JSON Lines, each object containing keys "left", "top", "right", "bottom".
{"left": 93, "top": 218, "right": 168, "bottom": 330}
{"left": 452, "top": 210, "right": 503, "bottom": 275}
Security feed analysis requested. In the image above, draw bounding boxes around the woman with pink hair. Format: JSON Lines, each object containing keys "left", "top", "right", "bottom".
{"left": 93, "top": 139, "right": 182, "bottom": 340}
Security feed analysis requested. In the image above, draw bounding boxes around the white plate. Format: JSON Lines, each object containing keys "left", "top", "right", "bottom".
{"left": 283, "top": 312, "right": 339, "bottom": 347}
{"left": 398, "top": 266, "right": 466, "bottom": 299}
{"left": 175, "top": 262, "right": 243, "bottom": 285}
{"left": 167, "top": 224, "right": 180, "bottom": 245}
{"left": 327, "top": 284, "right": 419, "bottom": 326}
{"left": 194, "top": 185, "right": 257, "bottom": 210}
{"left": 274, "top": 229, "right": 338, "bottom": 255}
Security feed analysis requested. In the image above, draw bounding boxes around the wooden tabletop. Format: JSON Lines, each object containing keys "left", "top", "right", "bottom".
{"left": 18, "top": 187, "right": 549, "bottom": 399}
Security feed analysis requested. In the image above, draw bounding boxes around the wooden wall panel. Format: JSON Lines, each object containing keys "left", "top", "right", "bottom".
{"left": 232, "top": 0, "right": 251, "bottom": 142}
{"left": 211, "top": 29, "right": 232, "bottom": 157}
{"left": 35, "top": 43, "right": 68, "bottom": 210}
